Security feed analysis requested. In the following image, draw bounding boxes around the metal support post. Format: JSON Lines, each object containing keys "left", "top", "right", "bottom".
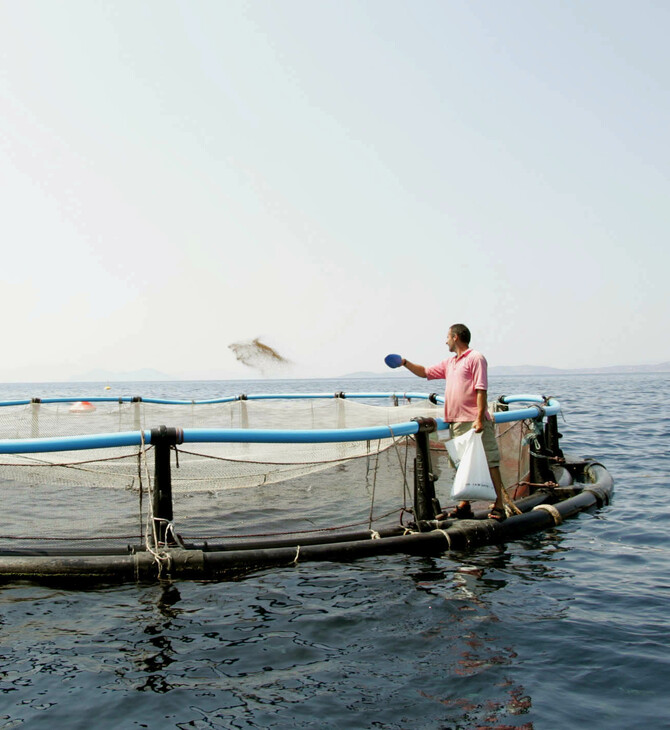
{"left": 529, "top": 422, "right": 555, "bottom": 484}
{"left": 544, "top": 414, "right": 563, "bottom": 459}
{"left": 412, "top": 417, "right": 439, "bottom": 527}
{"left": 150, "top": 425, "right": 183, "bottom": 546}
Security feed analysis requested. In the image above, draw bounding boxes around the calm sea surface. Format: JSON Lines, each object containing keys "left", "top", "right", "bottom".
{"left": 0, "top": 373, "right": 668, "bottom": 729}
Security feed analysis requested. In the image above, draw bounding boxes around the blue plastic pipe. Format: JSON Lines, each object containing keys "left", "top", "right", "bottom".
{"left": 0, "top": 392, "right": 437, "bottom": 408}
{"left": 0, "top": 394, "right": 560, "bottom": 454}
{"left": 0, "top": 431, "right": 151, "bottom": 454}
{"left": 0, "top": 420, "right": 450, "bottom": 454}
{"left": 180, "top": 419, "right": 448, "bottom": 445}
{"left": 493, "top": 397, "right": 560, "bottom": 423}
{"left": 499, "top": 394, "right": 547, "bottom": 404}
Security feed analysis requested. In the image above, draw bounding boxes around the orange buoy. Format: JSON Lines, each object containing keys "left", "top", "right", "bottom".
{"left": 69, "top": 401, "right": 96, "bottom": 413}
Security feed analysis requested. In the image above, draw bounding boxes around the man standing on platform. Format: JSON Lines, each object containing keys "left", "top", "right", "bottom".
{"left": 398, "top": 324, "right": 507, "bottom": 521}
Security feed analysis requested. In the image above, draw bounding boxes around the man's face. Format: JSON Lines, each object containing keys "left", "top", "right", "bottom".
{"left": 446, "top": 329, "right": 457, "bottom": 352}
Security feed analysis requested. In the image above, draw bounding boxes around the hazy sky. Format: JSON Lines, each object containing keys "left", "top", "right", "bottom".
{"left": 1, "top": 0, "right": 668, "bottom": 381}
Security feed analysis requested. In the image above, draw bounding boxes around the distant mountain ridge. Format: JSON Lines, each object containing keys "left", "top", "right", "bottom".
{"left": 490, "top": 362, "right": 670, "bottom": 375}
{"left": 342, "top": 361, "right": 670, "bottom": 378}
{"left": 69, "top": 368, "right": 173, "bottom": 382}
{"left": 69, "top": 362, "right": 670, "bottom": 382}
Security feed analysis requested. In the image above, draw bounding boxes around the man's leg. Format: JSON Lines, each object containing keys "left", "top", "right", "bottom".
{"left": 481, "top": 421, "right": 506, "bottom": 519}
{"left": 489, "top": 465, "right": 505, "bottom": 511}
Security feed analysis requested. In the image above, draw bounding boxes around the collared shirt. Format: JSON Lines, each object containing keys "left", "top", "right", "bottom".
{"left": 425, "top": 348, "right": 489, "bottom": 422}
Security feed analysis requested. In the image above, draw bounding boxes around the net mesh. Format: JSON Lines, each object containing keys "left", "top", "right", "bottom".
{"left": 0, "top": 397, "right": 529, "bottom": 550}
{"left": 0, "top": 398, "right": 442, "bottom": 489}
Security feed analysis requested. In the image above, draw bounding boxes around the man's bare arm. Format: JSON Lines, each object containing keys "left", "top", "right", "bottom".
{"left": 474, "top": 389, "right": 488, "bottom": 432}
{"left": 402, "top": 359, "right": 427, "bottom": 378}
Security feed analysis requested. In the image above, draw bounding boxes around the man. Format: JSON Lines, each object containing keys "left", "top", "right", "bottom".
{"left": 399, "top": 324, "right": 506, "bottom": 521}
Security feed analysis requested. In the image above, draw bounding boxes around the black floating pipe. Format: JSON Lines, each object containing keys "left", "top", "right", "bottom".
{"left": 149, "top": 426, "right": 183, "bottom": 546}
{"left": 0, "top": 461, "right": 612, "bottom": 585}
{"left": 412, "top": 417, "right": 439, "bottom": 526}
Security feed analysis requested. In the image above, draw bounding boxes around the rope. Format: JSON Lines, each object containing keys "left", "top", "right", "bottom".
{"left": 165, "top": 522, "right": 185, "bottom": 548}
{"left": 0, "top": 533, "right": 143, "bottom": 541}
{"left": 0, "top": 450, "right": 147, "bottom": 468}
{"left": 433, "top": 528, "right": 451, "bottom": 546}
{"left": 184, "top": 507, "right": 405, "bottom": 541}
{"left": 387, "top": 425, "right": 412, "bottom": 509}
{"left": 529, "top": 451, "right": 565, "bottom": 463}
{"left": 137, "top": 446, "right": 144, "bottom": 542}
{"left": 501, "top": 487, "right": 523, "bottom": 516}
{"left": 173, "top": 445, "right": 393, "bottom": 466}
{"left": 533, "top": 503, "right": 563, "bottom": 525}
{"left": 367, "top": 440, "right": 381, "bottom": 530}
{"left": 400, "top": 507, "right": 414, "bottom": 529}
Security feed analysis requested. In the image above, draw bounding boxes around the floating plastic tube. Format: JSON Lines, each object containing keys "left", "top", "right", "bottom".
{"left": 0, "top": 431, "right": 151, "bottom": 454}
{"left": 180, "top": 420, "right": 444, "bottom": 445}
{"left": 0, "top": 392, "right": 437, "bottom": 408}
{"left": 499, "top": 394, "right": 547, "bottom": 404}
{"left": 493, "top": 397, "right": 560, "bottom": 423}
{"left": 0, "top": 394, "right": 561, "bottom": 454}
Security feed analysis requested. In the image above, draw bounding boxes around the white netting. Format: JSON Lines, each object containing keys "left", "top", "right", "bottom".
{"left": 0, "top": 398, "right": 440, "bottom": 437}
{"left": 0, "top": 396, "right": 530, "bottom": 549}
{"left": 0, "top": 397, "right": 442, "bottom": 491}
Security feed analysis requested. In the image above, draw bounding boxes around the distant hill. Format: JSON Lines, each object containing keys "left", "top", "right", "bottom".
{"left": 490, "top": 362, "right": 670, "bottom": 375}
{"left": 341, "top": 371, "right": 397, "bottom": 379}
{"left": 580, "top": 362, "right": 670, "bottom": 374}
{"left": 342, "top": 362, "right": 670, "bottom": 378}
{"left": 69, "top": 368, "right": 173, "bottom": 382}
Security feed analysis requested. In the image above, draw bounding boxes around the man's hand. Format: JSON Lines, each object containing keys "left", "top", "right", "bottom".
{"left": 475, "top": 389, "right": 488, "bottom": 433}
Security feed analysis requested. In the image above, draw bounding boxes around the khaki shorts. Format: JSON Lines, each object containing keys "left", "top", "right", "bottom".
{"left": 450, "top": 419, "right": 500, "bottom": 468}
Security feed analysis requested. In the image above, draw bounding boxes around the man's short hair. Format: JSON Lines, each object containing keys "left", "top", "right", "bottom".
{"left": 450, "top": 323, "right": 471, "bottom": 345}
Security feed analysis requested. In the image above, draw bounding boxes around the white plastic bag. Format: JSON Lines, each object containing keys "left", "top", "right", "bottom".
{"left": 445, "top": 429, "right": 496, "bottom": 501}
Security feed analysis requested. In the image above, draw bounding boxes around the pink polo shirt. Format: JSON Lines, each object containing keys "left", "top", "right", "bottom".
{"left": 425, "top": 349, "right": 489, "bottom": 422}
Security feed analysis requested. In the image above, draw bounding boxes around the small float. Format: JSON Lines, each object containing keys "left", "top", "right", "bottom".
{"left": 68, "top": 400, "right": 96, "bottom": 413}
{"left": 0, "top": 392, "right": 612, "bottom": 584}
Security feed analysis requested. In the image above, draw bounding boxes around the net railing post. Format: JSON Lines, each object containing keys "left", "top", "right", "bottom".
{"left": 132, "top": 397, "right": 142, "bottom": 431}
{"left": 545, "top": 414, "right": 563, "bottom": 459}
{"left": 412, "top": 417, "right": 439, "bottom": 528}
{"left": 150, "top": 426, "right": 183, "bottom": 546}
{"left": 529, "top": 412, "right": 555, "bottom": 484}
{"left": 31, "top": 399, "right": 40, "bottom": 439}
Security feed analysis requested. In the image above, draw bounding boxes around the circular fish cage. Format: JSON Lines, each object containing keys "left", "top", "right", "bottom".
{"left": 0, "top": 392, "right": 612, "bottom": 584}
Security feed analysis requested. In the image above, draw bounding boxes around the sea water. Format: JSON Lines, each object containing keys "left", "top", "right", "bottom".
{"left": 0, "top": 373, "right": 668, "bottom": 729}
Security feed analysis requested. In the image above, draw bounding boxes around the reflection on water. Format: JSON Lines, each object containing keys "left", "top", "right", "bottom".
{"left": 0, "top": 540, "right": 564, "bottom": 729}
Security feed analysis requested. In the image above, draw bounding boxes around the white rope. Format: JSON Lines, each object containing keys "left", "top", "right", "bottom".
{"left": 369, "top": 530, "right": 381, "bottom": 540}
{"left": 165, "top": 521, "right": 185, "bottom": 548}
{"left": 433, "top": 528, "right": 451, "bottom": 546}
{"left": 367, "top": 440, "right": 382, "bottom": 530}
{"left": 388, "top": 425, "right": 412, "bottom": 508}
{"left": 533, "top": 503, "right": 563, "bottom": 525}
{"left": 293, "top": 545, "right": 301, "bottom": 564}
{"left": 502, "top": 488, "right": 523, "bottom": 515}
